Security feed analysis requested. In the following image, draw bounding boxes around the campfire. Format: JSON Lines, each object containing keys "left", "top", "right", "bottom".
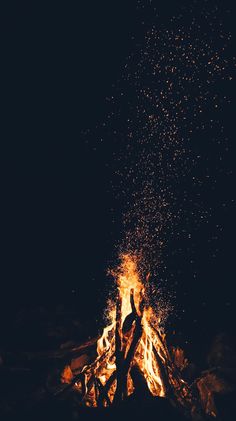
{"left": 61, "top": 253, "right": 197, "bottom": 413}
{"left": 0, "top": 253, "right": 233, "bottom": 420}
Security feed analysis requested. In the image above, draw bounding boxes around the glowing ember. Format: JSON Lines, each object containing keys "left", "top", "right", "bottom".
{"left": 62, "top": 253, "right": 195, "bottom": 409}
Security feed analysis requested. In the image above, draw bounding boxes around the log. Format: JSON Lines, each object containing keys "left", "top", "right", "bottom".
{"left": 153, "top": 345, "right": 171, "bottom": 397}
{"left": 113, "top": 295, "right": 124, "bottom": 404}
{"left": 25, "top": 337, "right": 98, "bottom": 362}
{"left": 97, "top": 370, "right": 117, "bottom": 406}
{"left": 130, "top": 365, "right": 151, "bottom": 396}
{"left": 113, "top": 290, "right": 144, "bottom": 404}
{"left": 95, "top": 378, "right": 111, "bottom": 407}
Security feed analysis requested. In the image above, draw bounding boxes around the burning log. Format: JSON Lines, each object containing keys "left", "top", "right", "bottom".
{"left": 152, "top": 345, "right": 170, "bottom": 397}
{"left": 114, "top": 289, "right": 144, "bottom": 404}
{"left": 113, "top": 295, "right": 123, "bottom": 404}
{"left": 97, "top": 370, "right": 117, "bottom": 406}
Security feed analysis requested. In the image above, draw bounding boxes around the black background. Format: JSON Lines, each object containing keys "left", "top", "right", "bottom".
{"left": 1, "top": 1, "right": 235, "bottom": 362}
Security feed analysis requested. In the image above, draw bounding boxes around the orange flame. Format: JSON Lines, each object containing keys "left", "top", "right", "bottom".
{"left": 71, "top": 253, "right": 174, "bottom": 405}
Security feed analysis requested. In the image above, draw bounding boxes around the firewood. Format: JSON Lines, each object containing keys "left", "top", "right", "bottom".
{"left": 97, "top": 370, "right": 117, "bottom": 406}
{"left": 113, "top": 295, "right": 124, "bottom": 404}
{"left": 153, "top": 345, "right": 170, "bottom": 397}
{"left": 130, "top": 365, "right": 151, "bottom": 396}
{"left": 28, "top": 337, "right": 97, "bottom": 361}
{"left": 114, "top": 291, "right": 144, "bottom": 404}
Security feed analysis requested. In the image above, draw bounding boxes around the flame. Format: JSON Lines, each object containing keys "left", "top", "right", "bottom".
{"left": 66, "top": 253, "right": 194, "bottom": 408}
{"left": 114, "top": 253, "right": 144, "bottom": 323}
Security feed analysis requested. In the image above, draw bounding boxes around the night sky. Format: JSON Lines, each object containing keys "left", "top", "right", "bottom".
{"left": 1, "top": 1, "right": 235, "bottom": 362}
